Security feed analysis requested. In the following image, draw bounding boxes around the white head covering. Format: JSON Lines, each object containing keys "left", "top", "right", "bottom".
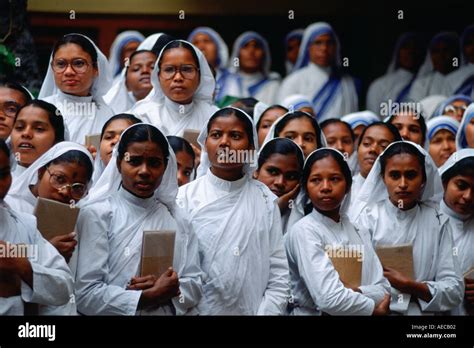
{"left": 108, "top": 30, "right": 145, "bottom": 77}
{"left": 281, "top": 94, "right": 313, "bottom": 112}
{"left": 284, "top": 28, "right": 304, "bottom": 74}
{"left": 228, "top": 31, "right": 272, "bottom": 75}
{"left": 196, "top": 106, "right": 258, "bottom": 178}
{"left": 137, "top": 39, "right": 215, "bottom": 105}
{"left": 293, "top": 22, "right": 341, "bottom": 71}
{"left": 417, "top": 31, "right": 459, "bottom": 77}
{"left": 303, "top": 147, "right": 352, "bottom": 214}
{"left": 6, "top": 141, "right": 93, "bottom": 205}
{"left": 137, "top": 33, "right": 165, "bottom": 51}
{"left": 262, "top": 111, "right": 327, "bottom": 150}
{"left": 426, "top": 116, "right": 460, "bottom": 141}
{"left": 187, "top": 27, "right": 229, "bottom": 70}
{"left": 434, "top": 94, "right": 473, "bottom": 118}
{"left": 85, "top": 123, "right": 178, "bottom": 209}
{"left": 341, "top": 110, "right": 380, "bottom": 129}
{"left": 351, "top": 140, "right": 443, "bottom": 221}
{"left": 456, "top": 102, "right": 474, "bottom": 149}
{"left": 253, "top": 101, "right": 269, "bottom": 127}
{"left": 419, "top": 95, "right": 447, "bottom": 119}
{"left": 39, "top": 33, "right": 112, "bottom": 100}
{"left": 439, "top": 148, "right": 474, "bottom": 177}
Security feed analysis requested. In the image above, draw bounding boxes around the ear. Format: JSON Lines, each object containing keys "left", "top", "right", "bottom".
{"left": 252, "top": 169, "right": 258, "bottom": 179}
{"left": 116, "top": 157, "right": 122, "bottom": 174}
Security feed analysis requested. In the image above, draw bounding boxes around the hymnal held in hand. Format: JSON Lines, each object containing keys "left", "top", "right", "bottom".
{"left": 376, "top": 244, "right": 415, "bottom": 280}
{"left": 33, "top": 197, "right": 80, "bottom": 240}
{"left": 182, "top": 129, "right": 201, "bottom": 149}
{"left": 326, "top": 246, "right": 363, "bottom": 289}
{"left": 140, "top": 230, "right": 176, "bottom": 277}
{"left": 85, "top": 134, "right": 101, "bottom": 150}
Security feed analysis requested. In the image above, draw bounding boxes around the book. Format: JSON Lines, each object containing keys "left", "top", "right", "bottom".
{"left": 85, "top": 134, "right": 101, "bottom": 150}
{"left": 326, "top": 246, "right": 363, "bottom": 289}
{"left": 375, "top": 243, "right": 415, "bottom": 280}
{"left": 33, "top": 197, "right": 80, "bottom": 240}
{"left": 140, "top": 230, "right": 176, "bottom": 277}
{"left": 182, "top": 129, "right": 201, "bottom": 149}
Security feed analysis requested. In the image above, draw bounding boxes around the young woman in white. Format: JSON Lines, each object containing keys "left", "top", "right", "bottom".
{"left": 177, "top": 107, "right": 289, "bottom": 315}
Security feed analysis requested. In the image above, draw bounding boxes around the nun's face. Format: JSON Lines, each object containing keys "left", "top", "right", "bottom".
{"left": 0, "top": 150, "right": 12, "bottom": 200}
{"left": 444, "top": 100, "right": 468, "bottom": 123}
{"left": 11, "top": 105, "right": 57, "bottom": 168}
{"left": 443, "top": 173, "right": 474, "bottom": 216}
{"left": 398, "top": 39, "right": 422, "bottom": 72}
{"left": 382, "top": 153, "right": 425, "bottom": 211}
{"left": 257, "top": 108, "right": 286, "bottom": 146}
{"left": 279, "top": 117, "right": 318, "bottom": 158}
{"left": 100, "top": 119, "right": 135, "bottom": 167}
{"left": 239, "top": 40, "right": 264, "bottom": 73}
{"left": 322, "top": 122, "right": 354, "bottom": 158}
{"left": 126, "top": 51, "right": 156, "bottom": 101}
{"left": 428, "top": 129, "right": 456, "bottom": 167}
{"left": 159, "top": 47, "right": 200, "bottom": 105}
{"left": 430, "top": 41, "right": 456, "bottom": 74}
{"left": 52, "top": 43, "right": 98, "bottom": 97}
{"left": 255, "top": 153, "right": 300, "bottom": 197}
{"left": 466, "top": 117, "right": 474, "bottom": 148}
{"left": 463, "top": 32, "right": 474, "bottom": 64}
{"left": 391, "top": 113, "right": 423, "bottom": 145}
{"left": 118, "top": 141, "right": 166, "bottom": 198}
{"left": 306, "top": 156, "right": 347, "bottom": 217}
{"left": 353, "top": 125, "right": 366, "bottom": 145}
{"left": 286, "top": 37, "right": 301, "bottom": 65}
{"left": 309, "top": 33, "right": 336, "bottom": 67}
{"left": 175, "top": 150, "right": 194, "bottom": 187}
{"left": 205, "top": 114, "right": 253, "bottom": 177}
{"left": 0, "top": 87, "right": 27, "bottom": 140}
{"left": 192, "top": 33, "right": 218, "bottom": 68}
{"left": 120, "top": 41, "right": 141, "bottom": 69}
{"left": 358, "top": 125, "right": 394, "bottom": 178}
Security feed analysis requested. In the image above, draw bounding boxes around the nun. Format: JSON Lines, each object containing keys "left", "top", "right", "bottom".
{"left": 0, "top": 139, "right": 74, "bottom": 315}
{"left": 130, "top": 40, "right": 218, "bottom": 137}
{"left": 38, "top": 33, "right": 114, "bottom": 145}
{"left": 284, "top": 29, "right": 304, "bottom": 76}
{"left": 278, "top": 22, "right": 358, "bottom": 122}
{"left": 366, "top": 33, "right": 424, "bottom": 115}
{"left": 176, "top": 107, "right": 290, "bottom": 315}
{"left": 439, "top": 149, "right": 474, "bottom": 315}
{"left": 0, "top": 80, "right": 32, "bottom": 140}
{"left": 227, "top": 31, "right": 281, "bottom": 105}
{"left": 108, "top": 30, "right": 145, "bottom": 81}
{"left": 435, "top": 94, "right": 472, "bottom": 123}
{"left": 456, "top": 103, "right": 474, "bottom": 150}
{"left": 426, "top": 116, "right": 459, "bottom": 167}
{"left": 354, "top": 141, "right": 464, "bottom": 315}
{"left": 75, "top": 123, "right": 202, "bottom": 315}
{"left": 408, "top": 32, "right": 459, "bottom": 102}
{"left": 340, "top": 110, "right": 380, "bottom": 145}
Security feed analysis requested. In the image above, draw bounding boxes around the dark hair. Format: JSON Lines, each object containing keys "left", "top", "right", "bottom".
{"left": 159, "top": 40, "right": 200, "bottom": 69}
{"left": 302, "top": 148, "right": 352, "bottom": 215}
{"left": 16, "top": 100, "right": 65, "bottom": 144}
{"left": 379, "top": 141, "right": 427, "bottom": 183}
{"left": 167, "top": 135, "right": 195, "bottom": 164}
{"left": 257, "top": 138, "right": 304, "bottom": 171}
{"left": 274, "top": 111, "right": 323, "bottom": 148}
{"left": 117, "top": 124, "right": 170, "bottom": 166}
{"left": 256, "top": 105, "right": 288, "bottom": 130}
{"left": 0, "top": 139, "right": 10, "bottom": 158}
{"left": 231, "top": 97, "right": 259, "bottom": 118}
{"left": 441, "top": 157, "right": 474, "bottom": 184}
{"left": 100, "top": 113, "right": 142, "bottom": 140}
{"left": 320, "top": 118, "right": 355, "bottom": 142}
{"left": 151, "top": 34, "right": 175, "bottom": 57}
{"left": 357, "top": 121, "right": 402, "bottom": 149}
{"left": 52, "top": 34, "right": 98, "bottom": 66}
{"left": 0, "top": 80, "right": 32, "bottom": 103}
{"left": 386, "top": 109, "right": 427, "bottom": 145}
{"left": 207, "top": 107, "right": 255, "bottom": 148}
{"left": 47, "top": 150, "right": 94, "bottom": 182}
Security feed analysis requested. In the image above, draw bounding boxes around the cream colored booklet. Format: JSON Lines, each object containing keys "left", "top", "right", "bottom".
{"left": 33, "top": 197, "right": 80, "bottom": 240}
{"left": 140, "top": 230, "right": 176, "bottom": 277}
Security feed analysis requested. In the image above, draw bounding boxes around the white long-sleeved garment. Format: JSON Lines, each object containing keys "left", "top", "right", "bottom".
{"left": 408, "top": 71, "right": 447, "bottom": 102}
{"left": 74, "top": 186, "right": 202, "bottom": 315}
{"left": 176, "top": 169, "right": 290, "bottom": 315}
{"left": 356, "top": 199, "right": 464, "bottom": 315}
{"left": 285, "top": 209, "right": 390, "bottom": 315}
{"left": 442, "top": 63, "right": 474, "bottom": 97}
{"left": 0, "top": 202, "right": 74, "bottom": 315}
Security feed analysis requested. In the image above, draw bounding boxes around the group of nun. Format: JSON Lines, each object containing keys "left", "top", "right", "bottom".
{"left": 0, "top": 20, "right": 473, "bottom": 316}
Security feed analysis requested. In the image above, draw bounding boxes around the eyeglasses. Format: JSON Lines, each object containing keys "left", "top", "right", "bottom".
{"left": 159, "top": 65, "right": 199, "bottom": 80}
{"left": 51, "top": 58, "right": 91, "bottom": 74}
{"left": 0, "top": 101, "right": 21, "bottom": 119}
{"left": 444, "top": 104, "right": 467, "bottom": 114}
{"left": 46, "top": 168, "right": 87, "bottom": 200}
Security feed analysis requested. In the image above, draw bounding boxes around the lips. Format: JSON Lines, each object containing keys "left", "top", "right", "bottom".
{"left": 171, "top": 86, "right": 185, "bottom": 91}
{"left": 270, "top": 189, "right": 284, "bottom": 197}
{"left": 135, "top": 181, "right": 153, "bottom": 190}
{"left": 63, "top": 80, "right": 79, "bottom": 86}
{"left": 363, "top": 156, "right": 376, "bottom": 164}
{"left": 17, "top": 142, "right": 35, "bottom": 150}
{"left": 395, "top": 191, "right": 411, "bottom": 198}
{"left": 139, "top": 76, "right": 150, "bottom": 83}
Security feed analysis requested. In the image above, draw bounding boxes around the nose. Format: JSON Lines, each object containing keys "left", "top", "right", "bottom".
{"left": 172, "top": 69, "right": 184, "bottom": 82}
{"left": 218, "top": 134, "right": 230, "bottom": 148}
{"left": 110, "top": 135, "right": 120, "bottom": 148}
{"left": 274, "top": 174, "right": 285, "bottom": 187}
{"left": 294, "top": 135, "right": 304, "bottom": 149}
{"left": 21, "top": 125, "right": 33, "bottom": 139}
{"left": 399, "top": 176, "right": 408, "bottom": 189}
{"left": 335, "top": 139, "right": 344, "bottom": 153}
{"left": 137, "top": 162, "right": 151, "bottom": 177}
{"left": 399, "top": 127, "right": 410, "bottom": 140}
{"left": 462, "top": 188, "right": 473, "bottom": 203}
{"left": 63, "top": 64, "right": 76, "bottom": 75}
{"left": 57, "top": 185, "right": 73, "bottom": 202}
{"left": 321, "top": 179, "right": 331, "bottom": 192}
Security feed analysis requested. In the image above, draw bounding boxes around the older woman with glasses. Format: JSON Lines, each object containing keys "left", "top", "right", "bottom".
{"left": 0, "top": 80, "right": 32, "bottom": 140}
